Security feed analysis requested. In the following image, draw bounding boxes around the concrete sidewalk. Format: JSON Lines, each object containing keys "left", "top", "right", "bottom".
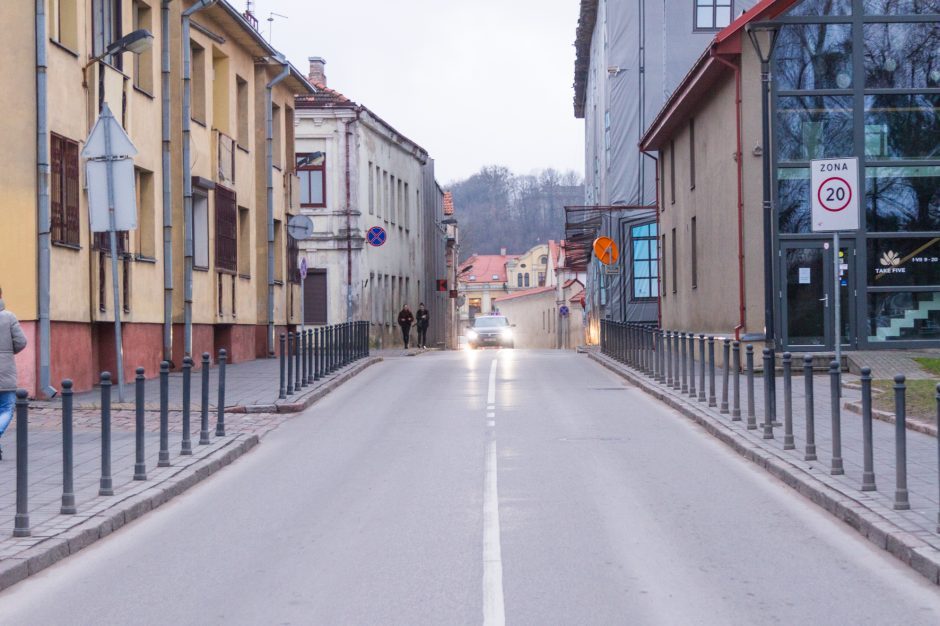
{"left": 0, "top": 355, "right": 381, "bottom": 591}
{"left": 590, "top": 349, "right": 940, "bottom": 586}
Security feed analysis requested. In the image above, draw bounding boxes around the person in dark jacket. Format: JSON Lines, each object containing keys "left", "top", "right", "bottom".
{"left": 397, "top": 305, "right": 415, "bottom": 349}
{"left": 0, "top": 287, "right": 28, "bottom": 460}
{"left": 415, "top": 303, "right": 430, "bottom": 349}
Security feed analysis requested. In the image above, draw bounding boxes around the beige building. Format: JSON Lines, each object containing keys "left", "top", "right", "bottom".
{"left": 0, "top": 1, "right": 313, "bottom": 395}
{"left": 492, "top": 279, "right": 585, "bottom": 349}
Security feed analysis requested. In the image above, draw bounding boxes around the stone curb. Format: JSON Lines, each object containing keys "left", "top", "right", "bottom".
{"left": 588, "top": 351, "right": 940, "bottom": 587}
{"left": 842, "top": 400, "right": 938, "bottom": 438}
{"left": 267, "top": 357, "right": 382, "bottom": 414}
{"left": 0, "top": 434, "right": 259, "bottom": 593}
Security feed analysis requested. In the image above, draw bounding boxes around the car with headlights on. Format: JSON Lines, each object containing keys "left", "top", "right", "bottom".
{"left": 466, "top": 315, "right": 514, "bottom": 349}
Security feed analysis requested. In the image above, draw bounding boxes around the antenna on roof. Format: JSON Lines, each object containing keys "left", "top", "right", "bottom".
{"left": 267, "top": 12, "right": 288, "bottom": 43}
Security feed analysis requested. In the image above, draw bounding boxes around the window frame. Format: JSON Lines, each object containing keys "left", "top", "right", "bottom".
{"left": 50, "top": 132, "right": 81, "bottom": 248}
{"left": 689, "top": 118, "right": 696, "bottom": 190}
{"left": 630, "top": 222, "right": 659, "bottom": 302}
{"left": 691, "top": 216, "right": 698, "bottom": 289}
{"left": 297, "top": 152, "right": 326, "bottom": 208}
{"left": 214, "top": 184, "right": 237, "bottom": 274}
{"left": 693, "top": 0, "right": 734, "bottom": 32}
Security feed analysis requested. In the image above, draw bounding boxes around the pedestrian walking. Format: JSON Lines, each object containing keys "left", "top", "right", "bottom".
{"left": 415, "top": 303, "right": 430, "bottom": 349}
{"left": 0, "top": 287, "right": 28, "bottom": 460}
{"left": 398, "top": 305, "right": 415, "bottom": 349}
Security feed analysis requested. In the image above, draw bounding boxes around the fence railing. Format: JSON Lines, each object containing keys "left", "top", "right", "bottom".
{"left": 599, "top": 319, "right": 940, "bottom": 534}
{"left": 10, "top": 320, "right": 371, "bottom": 537}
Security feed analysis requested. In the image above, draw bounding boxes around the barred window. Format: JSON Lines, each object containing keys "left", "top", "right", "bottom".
{"left": 51, "top": 133, "right": 80, "bottom": 246}
{"left": 215, "top": 185, "right": 237, "bottom": 273}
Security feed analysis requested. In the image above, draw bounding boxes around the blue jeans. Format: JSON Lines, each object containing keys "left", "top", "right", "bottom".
{"left": 0, "top": 391, "right": 14, "bottom": 437}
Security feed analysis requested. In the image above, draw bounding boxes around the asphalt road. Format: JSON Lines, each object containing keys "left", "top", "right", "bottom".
{"left": 1, "top": 349, "right": 939, "bottom": 625}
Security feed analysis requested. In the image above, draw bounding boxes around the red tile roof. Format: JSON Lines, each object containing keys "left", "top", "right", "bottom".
{"left": 563, "top": 278, "right": 583, "bottom": 289}
{"left": 493, "top": 286, "right": 555, "bottom": 303}
{"left": 459, "top": 254, "right": 517, "bottom": 284}
{"left": 296, "top": 82, "right": 356, "bottom": 108}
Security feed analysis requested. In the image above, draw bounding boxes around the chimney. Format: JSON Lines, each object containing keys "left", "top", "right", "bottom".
{"left": 308, "top": 57, "right": 326, "bottom": 86}
{"left": 500, "top": 247, "right": 507, "bottom": 256}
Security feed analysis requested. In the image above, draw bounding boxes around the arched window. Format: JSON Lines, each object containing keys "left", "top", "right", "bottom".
{"left": 524, "top": 273, "right": 530, "bottom": 287}
{"left": 517, "top": 273, "right": 523, "bottom": 287}
{"left": 539, "top": 255, "right": 548, "bottom": 265}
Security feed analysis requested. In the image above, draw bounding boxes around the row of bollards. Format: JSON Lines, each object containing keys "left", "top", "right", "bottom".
{"left": 600, "top": 320, "right": 940, "bottom": 533}
{"left": 12, "top": 349, "right": 230, "bottom": 537}
{"left": 278, "top": 321, "right": 370, "bottom": 400}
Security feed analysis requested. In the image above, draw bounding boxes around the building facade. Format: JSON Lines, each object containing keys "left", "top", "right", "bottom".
{"left": 572, "top": 0, "right": 758, "bottom": 340}
{"left": 0, "top": 0, "right": 312, "bottom": 395}
{"left": 294, "top": 58, "right": 448, "bottom": 348}
{"left": 642, "top": 0, "right": 940, "bottom": 351}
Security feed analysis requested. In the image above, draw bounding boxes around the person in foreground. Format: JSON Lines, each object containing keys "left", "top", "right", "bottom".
{"left": 0, "top": 287, "right": 28, "bottom": 460}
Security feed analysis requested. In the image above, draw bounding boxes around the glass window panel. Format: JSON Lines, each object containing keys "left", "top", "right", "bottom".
{"left": 864, "top": 23, "right": 940, "bottom": 89}
{"left": 868, "top": 291, "right": 940, "bottom": 341}
{"left": 776, "top": 96, "right": 853, "bottom": 162}
{"left": 633, "top": 239, "right": 650, "bottom": 260}
{"left": 866, "top": 166, "right": 940, "bottom": 231}
{"left": 650, "top": 260, "right": 659, "bottom": 276}
{"left": 865, "top": 95, "right": 940, "bottom": 160}
{"left": 310, "top": 170, "right": 324, "bottom": 205}
{"left": 786, "top": 0, "right": 852, "bottom": 15}
{"left": 697, "top": 7, "right": 713, "bottom": 29}
{"left": 632, "top": 224, "right": 649, "bottom": 238}
{"left": 868, "top": 237, "right": 940, "bottom": 287}
{"left": 776, "top": 24, "right": 853, "bottom": 91}
{"left": 649, "top": 223, "right": 658, "bottom": 236}
{"left": 299, "top": 172, "right": 310, "bottom": 204}
{"left": 635, "top": 261, "right": 650, "bottom": 278}
{"left": 864, "top": 0, "right": 940, "bottom": 14}
{"left": 634, "top": 279, "right": 651, "bottom": 299}
{"left": 778, "top": 168, "right": 812, "bottom": 233}
{"left": 716, "top": 7, "right": 732, "bottom": 27}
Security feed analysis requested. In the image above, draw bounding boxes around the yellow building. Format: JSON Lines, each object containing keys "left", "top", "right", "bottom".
{"left": 0, "top": 1, "right": 313, "bottom": 395}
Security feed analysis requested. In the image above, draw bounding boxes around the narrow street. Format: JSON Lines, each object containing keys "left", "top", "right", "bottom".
{"left": 1, "top": 350, "right": 938, "bottom": 625}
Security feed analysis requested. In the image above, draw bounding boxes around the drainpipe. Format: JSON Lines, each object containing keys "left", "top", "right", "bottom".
{"left": 266, "top": 59, "right": 290, "bottom": 355}
{"left": 35, "top": 0, "right": 55, "bottom": 398}
{"left": 344, "top": 110, "right": 360, "bottom": 321}
{"left": 713, "top": 52, "right": 747, "bottom": 341}
{"left": 161, "top": 1, "right": 173, "bottom": 364}
{"left": 182, "top": 0, "right": 216, "bottom": 359}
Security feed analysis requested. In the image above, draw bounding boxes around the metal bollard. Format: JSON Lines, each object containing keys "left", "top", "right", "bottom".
{"left": 829, "top": 360, "right": 844, "bottom": 475}
{"left": 159, "top": 362, "right": 170, "bottom": 467}
{"left": 286, "top": 332, "right": 294, "bottom": 395}
{"left": 673, "top": 332, "right": 681, "bottom": 391}
{"left": 314, "top": 328, "right": 321, "bottom": 381}
{"left": 300, "top": 329, "right": 308, "bottom": 387}
{"left": 61, "top": 380, "right": 76, "bottom": 515}
{"left": 893, "top": 374, "right": 910, "bottom": 510}
{"left": 680, "top": 332, "right": 688, "bottom": 393}
{"left": 13, "top": 389, "right": 30, "bottom": 536}
{"left": 803, "top": 355, "right": 817, "bottom": 461}
{"left": 731, "top": 341, "right": 741, "bottom": 420}
{"left": 698, "top": 335, "right": 707, "bottom": 403}
{"left": 133, "top": 367, "right": 147, "bottom": 480}
{"left": 720, "top": 338, "right": 730, "bottom": 414}
{"left": 861, "top": 367, "right": 876, "bottom": 491}
{"left": 782, "top": 353, "right": 794, "bottom": 450}
{"left": 307, "top": 329, "right": 314, "bottom": 383}
{"left": 99, "top": 372, "right": 114, "bottom": 496}
{"left": 200, "top": 352, "right": 211, "bottom": 445}
{"left": 762, "top": 349, "right": 774, "bottom": 439}
{"left": 665, "top": 331, "right": 673, "bottom": 387}
{"left": 181, "top": 357, "right": 193, "bottom": 455}
{"left": 708, "top": 336, "right": 717, "bottom": 407}
{"left": 746, "top": 345, "right": 756, "bottom": 429}
{"left": 688, "top": 332, "right": 697, "bottom": 399}
{"left": 216, "top": 349, "right": 227, "bottom": 437}
{"left": 278, "top": 333, "right": 286, "bottom": 399}
{"left": 295, "top": 330, "right": 302, "bottom": 388}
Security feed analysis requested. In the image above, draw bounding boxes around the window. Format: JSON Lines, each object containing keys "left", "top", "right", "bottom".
{"left": 132, "top": 1, "right": 153, "bottom": 93}
{"left": 404, "top": 182, "right": 410, "bottom": 229}
{"left": 631, "top": 223, "right": 658, "bottom": 300}
{"left": 689, "top": 118, "right": 696, "bottom": 190}
{"left": 671, "top": 227, "right": 678, "bottom": 294}
{"left": 50, "top": 133, "right": 80, "bottom": 247}
{"left": 274, "top": 219, "right": 284, "bottom": 282}
{"left": 50, "top": 0, "right": 78, "bottom": 50}
{"left": 694, "top": 0, "right": 733, "bottom": 31}
{"left": 691, "top": 217, "right": 698, "bottom": 289}
{"left": 662, "top": 234, "right": 667, "bottom": 296}
{"left": 670, "top": 139, "right": 676, "bottom": 204}
{"left": 237, "top": 206, "right": 250, "bottom": 276}
{"left": 272, "top": 104, "right": 282, "bottom": 168}
{"left": 540, "top": 255, "right": 548, "bottom": 265}
{"left": 604, "top": 110, "right": 611, "bottom": 168}
{"left": 236, "top": 76, "right": 249, "bottom": 146}
{"left": 517, "top": 273, "right": 523, "bottom": 287}
{"left": 135, "top": 168, "right": 155, "bottom": 258}
{"left": 193, "top": 190, "right": 209, "bottom": 269}
{"left": 190, "top": 42, "right": 206, "bottom": 124}
{"left": 215, "top": 185, "right": 237, "bottom": 273}
{"left": 212, "top": 49, "right": 230, "bottom": 134}
{"left": 538, "top": 272, "right": 546, "bottom": 286}
{"left": 368, "top": 162, "right": 375, "bottom": 214}
{"left": 304, "top": 270, "right": 328, "bottom": 324}
{"left": 297, "top": 153, "right": 325, "bottom": 207}
{"left": 287, "top": 224, "right": 300, "bottom": 283}
{"left": 91, "top": 0, "right": 121, "bottom": 67}
{"left": 390, "top": 175, "right": 397, "bottom": 224}
{"left": 524, "top": 273, "right": 530, "bottom": 287}
{"left": 660, "top": 157, "right": 666, "bottom": 210}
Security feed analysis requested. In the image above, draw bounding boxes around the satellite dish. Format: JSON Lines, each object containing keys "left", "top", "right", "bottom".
{"left": 287, "top": 215, "right": 314, "bottom": 240}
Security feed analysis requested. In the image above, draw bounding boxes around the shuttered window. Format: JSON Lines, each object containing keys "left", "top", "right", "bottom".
{"left": 287, "top": 224, "right": 300, "bottom": 283}
{"left": 215, "top": 184, "right": 237, "bottom": 273}
{"left": 51, "top": 133, "right": 81, "bottom": 246}
{"left": 304, "top": 269, "right": 328, "bottom": 325}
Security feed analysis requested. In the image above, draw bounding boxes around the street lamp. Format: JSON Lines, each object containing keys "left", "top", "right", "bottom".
{"left": 746, "top": 20, "right": 781, "bottom": 423}
{"left": 82, "top": 29, "right": 155, "bottom": 86}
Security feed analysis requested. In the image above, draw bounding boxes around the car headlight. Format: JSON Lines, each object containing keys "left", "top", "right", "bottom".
{"left": 500, "top": 328, "right": 513, "bottom": 338}
{"left": 467, "top": 330, "right": 478, "bottom": 340}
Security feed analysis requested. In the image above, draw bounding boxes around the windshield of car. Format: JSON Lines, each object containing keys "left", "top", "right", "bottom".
{"left": 474, "top": 317, "right": 509, "bottom": 328}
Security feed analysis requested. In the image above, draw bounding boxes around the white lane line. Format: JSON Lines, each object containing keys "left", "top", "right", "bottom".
{"left": 483, "top": 357, "right": 505, "bottom": 626}
{"left": 487, "top": 420, "right": 495, "bottom": 427}
{"left": 487, "top": 412, "right": 495, "bottom": 418}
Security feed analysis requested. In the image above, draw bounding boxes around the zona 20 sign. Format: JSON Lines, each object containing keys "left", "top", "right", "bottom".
{"left": 810, "top": 157, "right": 859, "bottom": 232}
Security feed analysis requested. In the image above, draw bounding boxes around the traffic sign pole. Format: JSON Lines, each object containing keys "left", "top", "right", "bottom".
{"left": 104, "top": 109, "right": 125, "bottom": 403}
{"left": 834, "top": 231, "right": 841, "bottom": 392}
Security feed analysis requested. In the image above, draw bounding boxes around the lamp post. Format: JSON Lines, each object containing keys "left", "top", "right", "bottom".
{"left": 746, "top": 20, "right": 781, "bottom": 422}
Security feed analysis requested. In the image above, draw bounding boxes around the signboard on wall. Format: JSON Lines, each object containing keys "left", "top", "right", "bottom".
{"left": 811, "top": 157, "right": 860, "bottom": 232}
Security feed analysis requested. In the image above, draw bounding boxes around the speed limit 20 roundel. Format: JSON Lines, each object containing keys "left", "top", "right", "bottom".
{"left": 810, "top": 157, "right": 859, "bottom": 232}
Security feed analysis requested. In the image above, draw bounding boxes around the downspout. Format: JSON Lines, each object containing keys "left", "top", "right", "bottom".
{"left": 36, "top": 0, "right": 54, "bottom": 398}
{"left": 266, "top": 60, "right": 291, "bottom": 355}
{"left": 161, "top": 0, "right": 173, "bottom": 364}
{"left": 344, "top": 110, "right": 359, "bottom": 321}
{"left": 641, "top": 151, "right": 661, "bottom": 328}
{"left": 713, "top": 52, "right": 747, "bottom": 341}
{"left": 182, "top": 0, "right": 216, "bottom": 359}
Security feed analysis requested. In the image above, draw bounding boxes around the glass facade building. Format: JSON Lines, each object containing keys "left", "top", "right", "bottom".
{"left": 773, "top": 0, "right": 940, "bottom": 348}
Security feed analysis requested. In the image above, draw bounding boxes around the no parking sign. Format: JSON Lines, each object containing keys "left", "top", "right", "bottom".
{"left": 811, "top": 157, "right": 859, "bottom": 232}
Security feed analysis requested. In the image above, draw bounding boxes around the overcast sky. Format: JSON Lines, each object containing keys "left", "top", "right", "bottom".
{"left": 246, "top": 0, "right": 585, "bottom": 184}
